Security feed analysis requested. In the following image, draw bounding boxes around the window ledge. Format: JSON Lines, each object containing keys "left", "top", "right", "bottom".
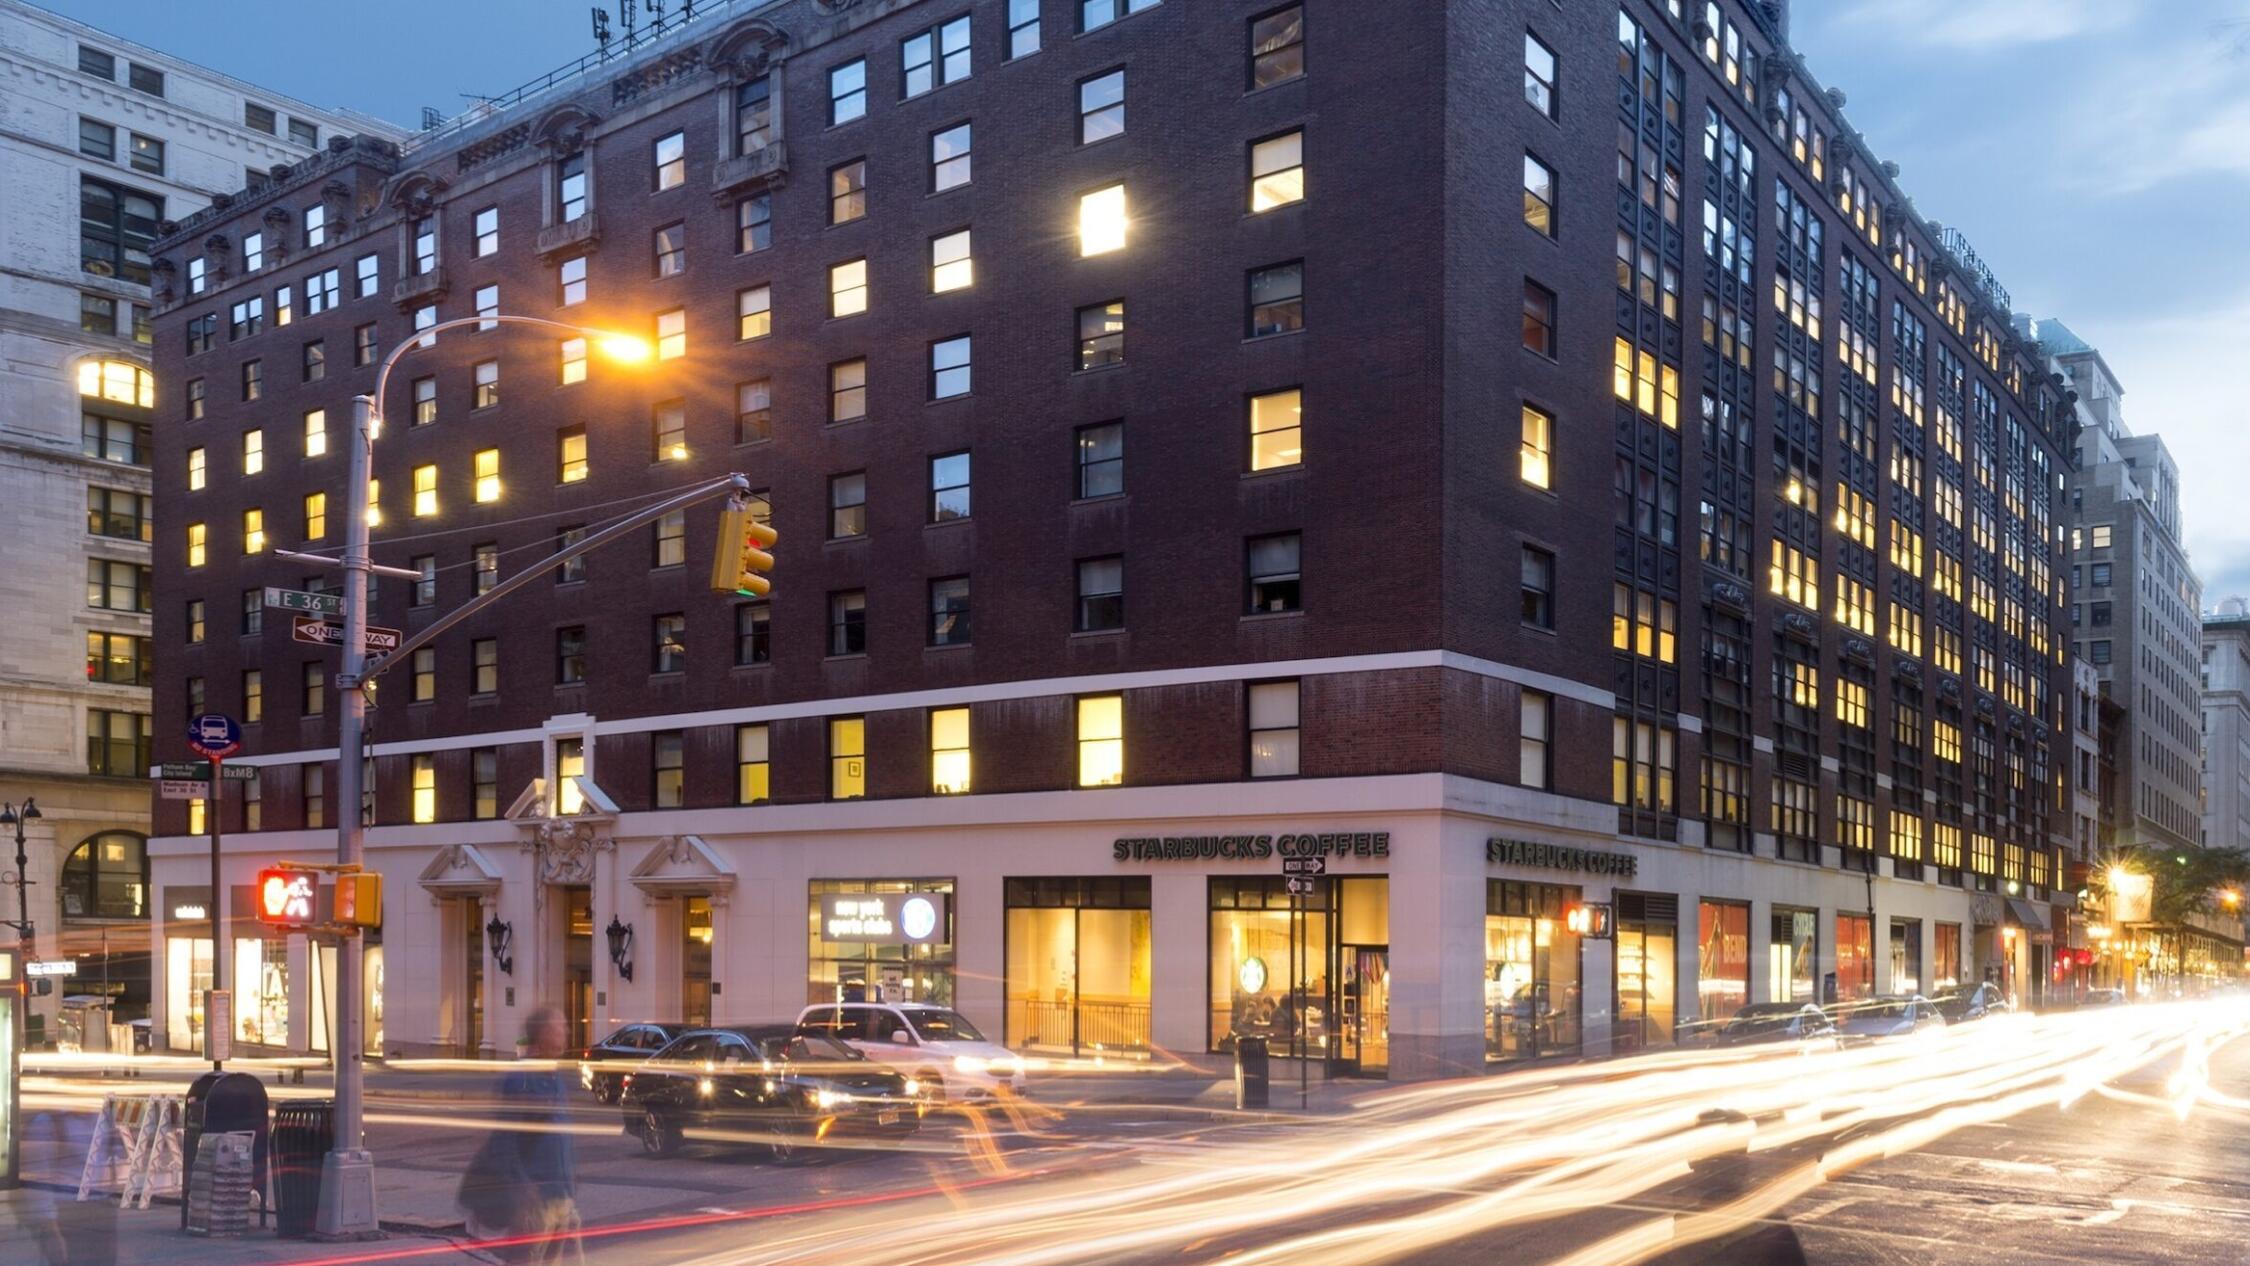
{"left": 824, "top": 653, "right": 869, "bottom": 663}
{"left": 926, "top": 517, "right": 970, "bottom": 530}
{"left": 1242, "top": 465, "right": 1304, "bottom": 482}
{"left": 1073, "top": 363, "right": 1128, "bottom": 378}
{"left": 648, "top": 671, "right": 685, "bottom": 680}
{"left": 925, "top": 642, "right": 972, "bottom": 653}
{"left": 1240, "top": 610, "right": 1304, "bottom": 624}
{"left": 1071, "top": 492, "right": 1128, "bottom": 507}
{"left": 1241, "top": 328, "right": 1307, "bottom": 346}
{"left": 1072, "top": 628, "right": 1125, "bottom": 640}
{"left": 824, "top": 535, "right": 869, "bottom": 547}
{"left": 929, "top": 393, "right": 973, "bottom": 405}
{"left": 730, "top": 661, "right": 773, "bottom": 672}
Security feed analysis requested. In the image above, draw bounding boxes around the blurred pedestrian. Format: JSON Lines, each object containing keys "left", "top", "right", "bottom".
{"left": 6, "top": 1107, "right": 116, "bottom": 1266}
{"left": 457, "top": 1006, "right": 582, "bottom": 1264}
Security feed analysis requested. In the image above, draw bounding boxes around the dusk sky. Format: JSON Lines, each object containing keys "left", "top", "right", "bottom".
{"left": 43, "top": 0, "right": 2250, "bottom": 596}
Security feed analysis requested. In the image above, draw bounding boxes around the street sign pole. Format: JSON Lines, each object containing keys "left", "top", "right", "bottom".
{"left": 207, "top": 754, "right": 224, "bottom": 1072}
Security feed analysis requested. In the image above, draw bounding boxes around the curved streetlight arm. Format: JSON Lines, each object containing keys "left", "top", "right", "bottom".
{"left": 368, "top": 313, "right": 637, "bottom": 414}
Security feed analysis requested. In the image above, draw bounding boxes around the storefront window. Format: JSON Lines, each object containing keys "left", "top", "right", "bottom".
{"left": 309, "top": 932, "right": 385, "bottom": 1057}
{"left": 1485, "top": 880, "right": 1581, "bottom": 1062}
{"left": 235, "top": 935, "right": 289, "bottom": 1046}
{"left": 684, "top": 895, "right": 713, "bottom": 1027}
{"left": 1769, "top": 907, "right": 1817, "bottom": 1003}
{"left": 1835, "top": 913, "right": 1874, "bottom": 1002}
{"left": 1615, "top": 893, "right": 1678, "bottom": 1051}
{"left": 1004, "top": 877, "right": 1151, "bottom": 1056}
{"left": 1696, "top": 900, "right": 1749, "bottom": 1023}
{"left": 1209, "top": 877, "right": 1329, "bottom": 1060}
{"left": 1934, "top": 922, "right": 1962, "bottom": 991}
{"left": 808, "top": 879, "right": 957, "bottom": 1007}
{"left": 164, "top": 935, "right": 212, "bottom": 1051}
{"left": 1890, "top": 918, "right": 1923, "bottom": 994}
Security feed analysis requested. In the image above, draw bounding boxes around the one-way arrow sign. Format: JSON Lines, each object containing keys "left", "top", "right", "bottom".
{"left": 291, "top": 614, "right": 401, "bottom": 653}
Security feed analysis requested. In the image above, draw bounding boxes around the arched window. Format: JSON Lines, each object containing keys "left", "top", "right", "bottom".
{"left": 62, "top": 832, "right": 147, "bottom": 921}
{"left": 77, "top": 358, "right": 154, "bottom": 408}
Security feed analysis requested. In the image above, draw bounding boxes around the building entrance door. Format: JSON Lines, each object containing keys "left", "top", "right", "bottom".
{"left": 462, "top": 898, "right": 486, "bottom": 1057}
{"left": 562, "top": 886, "right": 593, "bottom": 1049}
{"left": 1336, "top": 946, "right": 1390, "bottom": 1076}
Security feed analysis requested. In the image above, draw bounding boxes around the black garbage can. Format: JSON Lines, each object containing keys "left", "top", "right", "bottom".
{"left": 181, "top": 1071, "right": 272, "bottom": 1229}
{"left": 271, "top": 1099, "right": 335, "bottom": 1238}
{"left": 1235, "top": 1035, "right": 1270, "bottom": 1109}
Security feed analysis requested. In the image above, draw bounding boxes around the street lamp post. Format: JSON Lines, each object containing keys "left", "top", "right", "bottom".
{"left": 0, "top": 800, "right": 40, "bottom": 947}
{"left": 315, "top": 315, "right": 647, "bottom": 1239}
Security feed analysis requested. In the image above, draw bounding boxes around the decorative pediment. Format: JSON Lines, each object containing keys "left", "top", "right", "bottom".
{"left": 418, "top": 843, "right": 503, "bottom": 897}
{"left": 508, "top": 776, "right": 619, "bottom": 886}
{"left": 386, "top": 169, "right": 451, "bottom": 219}
{"left": 628, "top": 835, "right": 737, "bottom": 897}
{"left": 531, "top": 104, "right": 602, "bottom": 158}
{"left": 708, "top": 18, "right": 789, "bottom": 83}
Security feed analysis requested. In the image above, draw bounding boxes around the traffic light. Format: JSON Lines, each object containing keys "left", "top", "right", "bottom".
{"left": 710, "top": 507, "right": 779, "bottom": 597}
{"left": 334, "top": 871, "right": 383, "bottom": 929}
{"left": 256, "top": 868, "right": 320, "bottom": 929}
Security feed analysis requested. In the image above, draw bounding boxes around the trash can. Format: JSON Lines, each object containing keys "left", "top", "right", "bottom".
{"left": 271, "top": 1099, "right": 335, "bottom": 1238}
{"left": 1235, "top": 1034, "right": 1270, "bottom": 1109}
{"left": 182, "top": 1071, "right": 272, "bottom": 1230}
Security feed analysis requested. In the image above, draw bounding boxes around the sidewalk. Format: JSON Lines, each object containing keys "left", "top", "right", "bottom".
{"left": 0, "top": 1186, "right": 493, "bottom": 1266}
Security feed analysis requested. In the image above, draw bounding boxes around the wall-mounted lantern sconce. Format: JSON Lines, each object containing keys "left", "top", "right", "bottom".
{"left": 486, "top": 916, "right": 514, "bottom": 976}
{"left": 605, "top": 916, "right": 634, "bottom": 982}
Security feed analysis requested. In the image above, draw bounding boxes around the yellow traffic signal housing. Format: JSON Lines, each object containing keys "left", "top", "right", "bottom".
{"left": 333, "top": 871, "right": 383, "bottom": 929}
{"left": 710, "top": 507, "right": 779, "bottom": 597}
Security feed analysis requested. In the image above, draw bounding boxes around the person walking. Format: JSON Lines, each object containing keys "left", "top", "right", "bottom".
{"left": 459, "top": 1005, "right": 583, "bottom": 1264}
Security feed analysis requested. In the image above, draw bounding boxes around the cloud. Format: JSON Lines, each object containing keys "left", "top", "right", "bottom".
{"left": 1835, "top": 0, "right": 2150, "bottom": 48}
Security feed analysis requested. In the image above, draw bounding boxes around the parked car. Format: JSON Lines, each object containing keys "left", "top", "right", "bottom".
{"left": 797, "top": 1002, "right": 1027, "bottom": 1102}
{"left": 1833, "top": 995, "right": 1947, "bottom": 1040}
{"left": 1709, "top": 1002, "right": 1837, "bottom": 1047}
{"left": 2084, "top": 987, "right": 2129, "bottom": 1006}
{"left": 1932, "top": 982, "right": 2011, "bottom": 1024}
{"left": 577, "top": 1022, "right": 690, "bottom": 1103}
{"left": 621, "top": 1024, "right": 922, "bottom": 1160}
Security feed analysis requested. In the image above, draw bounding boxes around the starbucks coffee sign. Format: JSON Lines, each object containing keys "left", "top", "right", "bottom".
{"left": 1486, "top": 836, "right": 1637, "bottom": 878}
{"left": 1113, "top": 832, "right": 1391, "bottom": 863}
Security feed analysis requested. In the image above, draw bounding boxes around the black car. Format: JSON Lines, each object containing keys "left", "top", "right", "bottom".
{"left": 578, "top": 1022, "right": 690, "bottom": 1103}
{"left": 1931, "top": 982, "right": 2011, "bottom": 1023}
{"left": 621, "top": 1024, "right": 924, "bottom": 1161}
{"left": 1708, "top": 1002, "right": 1836, "bottom": 1047}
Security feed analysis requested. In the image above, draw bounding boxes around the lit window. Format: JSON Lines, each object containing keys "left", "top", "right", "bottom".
{"left": 737, "top": 285, "right": 771, "bottom": 340}
{"left": 303, "top": 409, "right": 327, "bottom": 456}
{"left": 652, "top": 399, "right": 687, "bottom": 461}
{"left": 737, "top": 725, "right": 770, "bottom": 804}
{"left": 1523, "top": 153, "right": 1556, "bottom": 236}
{"left": 77, "top": 359, "right": 154, "bottom": 407}
{"left": 186, "top": 522, "right": 206, "bottom": 567}
{"left": 1520, "top": 690, "right": 1551, "bottom": 787}
{"left": 560, "top": 337, "right": 587, "bottom": 384}
{"left": 412, "top": 377, "right": 436, "bottom": 425}
{"left": 656, "top": 308, "right": 685, "bottom": 359}
{"left": 830, "top": 159, "right": 867, "bottom": 224}
{"left": 475, "top": 448, "right": 500, "bottom": 503}
{"left": 653, "top": 130, "right": 685, "bottom": 190}
{"left": 1078, "top": 300, "right": 1125, "bottom": 368}
{"left": 830, "top": 259, "right": 868, "bottom": 317}
{"left": 365, "top": 479, "right": 380, "bottom": 526}
{"left": 304, "top": 492, "right": 327, "bottom": 541}
{"left": 412, "top": 464, "right": 437, "bottom": 517}
{"left": 1079, "top": 184, "right": 1127, "bottom": 255}
{"left": 1521, "top": 404, "right": 1553, "bottom": 489}
{"left": 242, "top": 428, "right": 264, "bottom": 475}
{"left": 1250, "top": 131, "right": 1304, "bottom": 210}
{"left": 473, "top": 359, "right": 499, "bottom": 409}
{"left": 931, "top": 123, "right": 972, "bottom": 190}
{"left": 242, "top": 508, "right": 264, "bottom": 554}
{"left": 930, "top": 336, "right": 971, "bottom": 400}
{"left": 931, "top": 707, "right": 971, "bottom": 794}
{"left": 412, "top": 755, "right": 436, "bottom": 822}
{"left": 558, "top": 426, "right": 588, "bottom": 483}
{"left": 830, "top": 359, "right": 868, "bottom": 422}
{"left": 1249, "top": 388, "right": 1301, "bottom": 471}
{"left": 1248, "top": 680, "right": 1300, "bottom": 777}
{"left": 187, "top": 446, "right": 205, "bottom": 491}
{"left": 931, "top": 229, "right": 973, "bottom": 292}
{"left": 1077, "top": 695, "right": 1124, "bottom": 787}
{"left": 652, "top": 731, "right": 684, "bottom": 806}
{"left": 830, "top": 717, "right": 866, "bottom": 799}
{"left": 1079, "top": 70, "right": 1125, "bottom": 143}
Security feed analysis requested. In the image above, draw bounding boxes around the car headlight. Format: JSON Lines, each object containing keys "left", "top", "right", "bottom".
{"left": 952, "top": 1056, "right": 987, "bottom": 1075}
{"left": 815, "top": 1089, "right": 853, "bottom": 1110}
{"left": 902, "top": 1078, "right": 922, "bottom": 1097}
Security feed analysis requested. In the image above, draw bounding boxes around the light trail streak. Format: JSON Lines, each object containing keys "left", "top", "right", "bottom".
{"left": 659, "top": 1000, "right": 2250, "bottom": 1266}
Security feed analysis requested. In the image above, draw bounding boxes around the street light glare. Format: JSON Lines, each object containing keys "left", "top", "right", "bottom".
{"left": 598, "top": 334, "right": 652, "bottom": 363}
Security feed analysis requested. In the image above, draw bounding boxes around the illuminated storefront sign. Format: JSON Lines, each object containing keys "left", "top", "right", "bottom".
{"left": 1113, "top": 832, "right": 1390, "bottom": 863}
{"left": 819, "top": 893, "right": 948, "bottom": 944}
{"left": 1486, "top": 837, "right": 1637, "bottom": 878}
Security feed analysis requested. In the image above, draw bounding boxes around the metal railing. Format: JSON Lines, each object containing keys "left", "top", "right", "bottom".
{"left": 1008, "top": 999, "right": 1151, "bottom": 1055}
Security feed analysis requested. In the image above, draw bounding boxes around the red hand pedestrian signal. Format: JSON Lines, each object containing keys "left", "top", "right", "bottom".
{"left": 256, "top": 868, "right": 319, "bottom": 928}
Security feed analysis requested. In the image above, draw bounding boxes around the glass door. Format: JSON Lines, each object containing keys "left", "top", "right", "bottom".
{"left": 682, "top": 895, "right": 713, "bottom": 1027}
{"left": 1336, "top": 947, "right": 1390, "bottom": 1076}
{"left": 563, "top": 886, "right": 593, "bottom": 1050}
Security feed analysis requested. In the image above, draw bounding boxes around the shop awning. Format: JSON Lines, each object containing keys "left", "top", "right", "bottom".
{"left": 2005, "top": 899, "right": 2054, "bottom": 941}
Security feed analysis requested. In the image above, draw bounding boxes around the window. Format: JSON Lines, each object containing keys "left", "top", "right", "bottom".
{"left": 301, "top": 762, "right": 326, "bottom": 827}
{"left": 557, "top": 627, "right": 588, "bottom": 683}
{"left": 412, "top": 464, "right": 438, "bottom": 517}
{"left": 473, "top": 748, "right": 498, "bottom": 818}
{"left": 1248, "top": 261, "right": 1303, "bottom": 337}
{"left": 79, "top": 360, "right": 152, "bottom": 408}
{"left": 303, "top": 491, "right": 327, "bottom": 541}
{"left": 185, "top": 524, "right": 206, "bottom": 568}
{"left": 1077, "top": 557, "right": 1124, "bottom": 631}
{"left": 1078, "top": 300, "right": 1125, "bottom": 368}
{"left": 931, "top": 230, "right": 973, "bottom": 292}
{"left": 830, "top": 717, "right": 867, "bottom": 799}
{"left": 736, "top": 285, "right": 771, "bottom": 340}
{"left": 289, "top": 118, "right": 318, "bottom": 147}
{"left": 830, "top": 159, "right": 867, "bottom": 224}
{"left": 1520, "top": 690, "right": 1552, "bottom": 788}
{"left": 356, "top": 254, "right": 379, "bottom": 298}
{"left": 245, "top": 103, "right": 277, "bottom": 134}
{"left": 1524, "top": 31, "right": 1558, "bottom": 117}
{"left": 1250, "top": 132, "right": 1304, "bottom": 211}
{"left": 242, "top": 232, "right": 266, "bottom": 274}
{"left": 474, "top": 448, "right": 501, "bottom": 503}
{"left": 1250, "top": 6, "right": 1305, "bottom": 88}
{"left": 1249, "top": 388, "right": 1302, "bottom": 471}
{"left": 557, "top": 526, "right": 587, "bottom": 583}
{"left": 2090, "top": 524, "right": 2112, "bottom": 548}
{"left": 737, "top": 725, "right": 770, "bottom": 803}
{"left": 1082, "top": 0, "right": 1158, "bottom": 33}
{"left": 241, "top": 430, "right": 265, "bottom": 476}
{"left": 129, "top": 133, "right": 163, "bottom": 174}
{"left": 737, "top": 76, "right": 773, "bottom": 154}
{"left": 931, "top": 123, "right": 973, "bottom": 191}
{"left": 730, "top": 378, "right": 772, "bottom": 444}
{"left": 414, "top": 304, "right": 436, "bottom": 347}
{"left": 354, "top": 324, "right": 377, "bottom": 366}
{"left": 242, "top": 507, "right": 266, "bottom": 554}
{"left": 86, "top": 631, "right": 152, "bottom": 686}
{"left": 1521, "top": 545, "right": 1555, "bottom": 628}
{"left": 558, "top": 255, "right": 587, "bottom": 306}
{"left": 1079, "top": 184, "right": 1127, "bottom": 255}
{"left": 735, "top": 602, "right": 771, "bottom": 665}
{"left": 302, "top": 339, "right": 325, "bottom": 382}
{"left": 473, "top": 543, "right": 498, "bottom": 594}
{"left": 1524, "top": 153, "right": 1556, "bottom": 235}
{"left": 632, "top": 510, "right": 683, "bottom": 573}
{"left": 1522, "top": 280, "right": 1556, "bottom": 356}
{"left": 656, "top": 308, "right": 685, "bottom": 359}
{"left": 187, "top": 601, "right": 205, "bottom": 643}
{"left": 1009, "top": 0, "right": 1041, "bottom": 57}
{"left": 473, "top": 359, "right": 499, "bottom": 409}
{"left": 830, "top": 472, "right": 868, "bottom": 538}
{"left": 1521, "top": 404, "right": 1554, "bottom": 489}
{"left": 187, "top": 312, "right": 216, "bottom": 354}
{"left": 86, "top": 559, "right": 151, "bottom": 610}
{"left": 86, "top": 710, "right": 148, "bottom": 776}
{"left": 829, "top": 590, "right": 867, "bottom": 655}
{"left": 928, "top": 451, "right": 972, "bottom": 521}
{"left": 649, "top": 398, "right": 686, "bottom": 462}
{"left": 83, "top": 414, "right": 151, "bottom": 464}
{"left": 80, "top": 176, "right": 162, "bottom": 285}
{"left": 474, "top": 284, "right": 499, "bottom": 331}
{"left": 903, "top": 16, "right": 971, "bottom": 97}
{"left": 1247, "top": 533, "right": 1302, "bottom": 613}
{"left": 830, "top": 59, "right": 868, "bottom": 124}
{"left": 409, "top": 648, "right": 437, "bottom": 704}
{"left": 79, "top": 47, "right": 115, "bottom": 79}
{"left": 1078, "top": 696, "right": 1124, "bottom": 786}
{"left": 230, "top": 297, "right": 264, "bottom": 341}
{"left": 930, "top": 336, "right": 971, "bottom": 399}
{"left": 304, "top": 204, "right": 326, "bottom": 249}
{"left": 186, "top": 446, "right": 205, "bottom": 491}
{"left": 409, "top": 555, "right": 437, "bottom": 606}
{"left": 1077, "top": 422, "right": 1123, "bottom": 498}
{"left": 87, "top": 487, "right": 152, "bottom": 541}
{"left": 128, "top": 64, "right": 163, "bottom": 96}
{"left": 557, "top": 152, "right": 588, "bottom": 223}
{"left": 1080, "top": 71, "right": 1125, "bottom": 143}
{"left": 80, "top": 117, "right": 115, "bottom": 161}
{"left": 654, "top": 613, "right": 687, "bottom": 672}
{"left": 654, "top": 222, "right": 686, "bottom": 277}
{"left": 1249, "top": 680, "right": 1301, "bottom": 777}
{"left": 830, "top": 359, "right": 868, "bottom": 422}
{"left": 930, "top": 577, "right": 972, "bottom": 646}
{"left": 411, "top": 376, "right": 436, "bottom": 426}
{"left": 188, "top": 258, "right": 207, "bottom": 296}
{"left": 653, "top": 130, "right": 685, "bottom": 190}
{"left": 559, "top": 337, "right": 587, "bottom": 385}
{"left": 651, "top": 732, "right": 685, "bottom": 808}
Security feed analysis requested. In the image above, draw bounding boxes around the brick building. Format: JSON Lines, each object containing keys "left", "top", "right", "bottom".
{"left": 147, "top": 0, "right": 2076, "bottom": 1075}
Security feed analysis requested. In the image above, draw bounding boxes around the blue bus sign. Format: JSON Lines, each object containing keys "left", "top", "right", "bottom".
{"left": 186, "top": 713, "right": 241, "bottom": 760}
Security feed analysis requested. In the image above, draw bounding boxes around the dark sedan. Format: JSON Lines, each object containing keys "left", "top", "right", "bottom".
{"left": 1708, "top": 1002, "right": 1837, "bottom": 1047}
{"left": 1932, "top": 982, "right": 2012, "bottom": 1023}
{"left": 578, "top": 1022, "right": 690, "bottom": 1103}
{"left": 621, "top": 1024, "right": 924, "bottom": 1161}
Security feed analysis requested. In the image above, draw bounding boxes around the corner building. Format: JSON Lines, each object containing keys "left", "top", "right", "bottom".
{"left": 147, "top": 0, "right": 2076, "bottom": 1074}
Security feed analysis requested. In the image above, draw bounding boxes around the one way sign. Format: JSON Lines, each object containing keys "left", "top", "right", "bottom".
{"left": 291, "top": 614, "right": 401, "bottom": 653}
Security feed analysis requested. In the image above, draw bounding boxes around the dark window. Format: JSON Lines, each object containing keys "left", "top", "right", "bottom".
{"left": 831, "top": 59, "right": 868, "bottom": 124}
{"left": 1078, "top": 300, "right": 1125, "bottom": 369}
{"left": 86, "top": 486, "right": 152, "bottom": 541}
{"left": 80, "top": 176, "right": 161, "bottom": 285}
{"left": 1521, "top": 545, "right": 1555, "bottom": 627}
{"left": 79, "top": 117, "right": 115, "bottom": 161}
{"left": 410, "top": 556, "right": 436, "bottom": 607}
{"left": 472, "top": 638, "right": 498, "bottom": 694}
{"left": 653, "top": 732, "right": 684, "bottom": 807}
{"left": 85, "top": 711, "right": 149, "bottom": 776}
{"left": 830, "top": 359, "right": 868, "bottom": 422}
{"left": 1525, "top": 32, "right": 1557, "bottom": 117}
{"left": 653, "top": 222, "right": 686, "bottom": 277}
{"left": 288, "top": 118, "right": 318, "bottom": 147}
{"left": 930, "top": 451, "right": 971, "bottom": 520}
{"left": 829, "top": 590, "right": 867, "bottom": 656}
{"left": 1248, "top": 261, "right": 1304, "bottom": 337}
{"left": 737, "top": 194, "right": 771, "bottom": 253}
{"left": 1008, "top": 0, "right": 1040, "bottom": 57}
{"left": 1249, "top": 6, "right": 1305, "bottom": 88}
{"left": 653, "top": 130, "right": 685, "bottom": 190}
{"left": 829, "top": 473, "right": 867, "bottom": 538}
{"left": 902, "top": 16, "right": 971, "bottom": 98}
{"left": 653, "top": 509, "right": 686, "bottom": 567}
{"left": 473, "top": 748, "right": 498, "bottom": 818}
{"left": 302, "top": 339, "right": 325, "bottom": 382}
{"left": 82, "top": 415, "right": 150, "bottom": 466}
{"left": 241, "top": 589, "right": 262, "bottom": 634}
{"left": 558, "top": 153, "right": 588, "bottom": 222}
{"left": 557, "top": 526, "right": 587, "bottom": 584}
{"left": 303, "top": 663, "right": 327, "bottom": 716}
{"left": 735, "top": 603, "right": 771, "bottom": 665}
{"left": 187, "top": 313, "right": 216, "bottom": 355}
{"left": 1247, "top": 533, "right": 1302, "bottom": 613}
{"left": 81, "top": 291, "right": 116, "bottom": 334}
{"left": 653, "top": 613, "right": 687, "bottom": 673}
{"left": 473, "top": 543, "right": 498, "bottom": 595}
{"left": 1522, "top": 280, "right": 1556, "bottom": 355}
{"left": 557, "top": 626, "right": 588, "bottom": 683}
{"left": 930, "top": 336, "right": 971, "bottom": 399}
{"left": 1076, "top": 422, "right": 1123, "bottom": 498}
{"left": 127, "top": 64, "right": 162, "bottom": 97}
{"left": 929, "top": 577, "right": 971, "bottom": 646}
{"left": 244, "top": 103, "right": 277, "bottom": 134}
{"left": 737, "top": 76, "right": 773, "bottom": 154}
{"left": 1079, "top": 70, "right": 1125, "bottom": 143}
{"left": 1078, "top": 557, "right": 1123, "bottom": 631}
{"left": 1524, "top": 152, "right": 1556, "bottom": 236}
{"left": 412, "top": 376, "right": 437, "bottom": 426}
{"left": 78, "top": 47, "right": 114, "bottom": 79}
{"left": 410, "top": 216, "right": 436, "bottom": 275}
{"left": 185, "top": 377, "right": 205, "bottom": 419}
{"left": 931, "top": 123, "right": 972, "bottom": 190}
{"left": 1082, "top": 0, "right": 1160, "bottom": 33}
{"left": 735, "top": 379, "right": 772, "bottom": 444}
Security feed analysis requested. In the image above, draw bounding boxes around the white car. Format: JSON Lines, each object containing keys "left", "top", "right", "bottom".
{"left": 796, "top": 1002, "right": 1027, "bottom": 1102}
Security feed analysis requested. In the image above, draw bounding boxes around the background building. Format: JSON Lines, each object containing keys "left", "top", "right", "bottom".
{"left": 2203, "top": 600, "right": 2250, "bottom": 853}
{"left": 146, "top": 0, "right": 2075, "bottom": 1071}
{"left": 0, "top": 0, "right": 398, "bottom": 1039}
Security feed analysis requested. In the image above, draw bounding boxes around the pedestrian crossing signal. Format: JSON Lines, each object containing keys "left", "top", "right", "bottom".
{"left": 710, "top": 507, "right": 778, "bottom": 597}
{"left": 1563, "top": 902, "right": 1613, "bottom": 939}
{"left": 256, "top": 869, "right": 319, "bottom": 928}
